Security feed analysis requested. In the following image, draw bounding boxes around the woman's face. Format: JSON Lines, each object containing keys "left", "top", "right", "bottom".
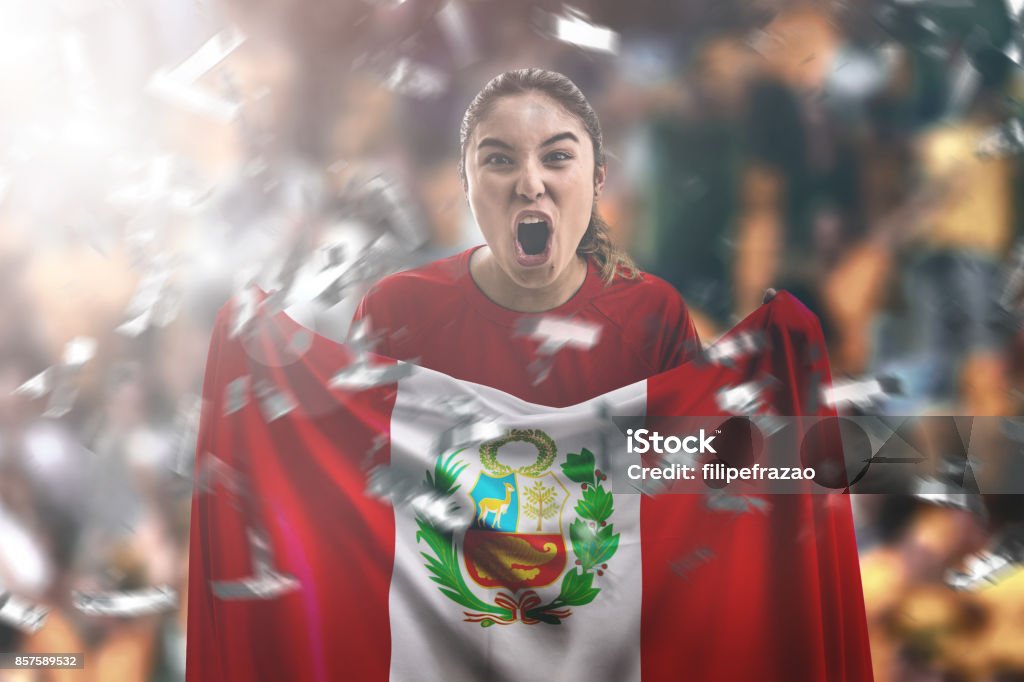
{"left": 465, "top": 92, "right": 605, "bottom": 289}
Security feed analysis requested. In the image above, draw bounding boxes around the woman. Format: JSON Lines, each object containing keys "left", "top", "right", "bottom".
{"left": 354, "top": 68, "right": 701, "bottom": 407}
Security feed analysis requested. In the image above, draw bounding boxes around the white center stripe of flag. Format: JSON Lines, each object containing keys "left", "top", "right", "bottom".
{"left": 388, "top": 367, "right": 646, "bottom": 682}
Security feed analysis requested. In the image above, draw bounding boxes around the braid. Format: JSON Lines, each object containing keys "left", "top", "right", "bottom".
{"left": 577, "top": 207, "right": 638, "bottom": 282}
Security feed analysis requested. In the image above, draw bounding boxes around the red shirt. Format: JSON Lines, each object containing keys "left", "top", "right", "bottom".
{"left": 353, "top": 247, "right": 701, "bottom": 407}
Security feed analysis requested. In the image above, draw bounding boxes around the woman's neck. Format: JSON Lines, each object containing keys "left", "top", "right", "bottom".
{"left": 469, "top": 247, "right": 588, "bottom": 313}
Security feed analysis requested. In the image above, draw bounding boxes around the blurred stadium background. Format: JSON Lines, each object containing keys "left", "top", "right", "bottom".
{"left": 0, "top": 0, "right": 1023, "bottom": 679}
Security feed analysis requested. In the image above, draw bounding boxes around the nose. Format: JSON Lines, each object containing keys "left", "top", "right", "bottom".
{"left": 514, "top": 159, "right": 545, "bottom": 201}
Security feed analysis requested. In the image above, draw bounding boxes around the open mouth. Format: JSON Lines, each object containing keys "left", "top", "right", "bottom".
{"left": 514, "top": 216, "right": 552, "bottom": 266}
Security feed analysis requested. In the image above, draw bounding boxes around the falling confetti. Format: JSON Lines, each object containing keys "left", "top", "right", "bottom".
{"left": 516, "top": 315, "right": 602, "bottom": 354}
{"left": 0, "top": 593, "right": 49, "bottom": 634}
{"left": 13, "top": 368, "right": 53, "bottom": 400}
{"left": 668, "top": 546, "right": 715, "bottom": 579}
{"left": 383, "top": 58, "right": 448, "bottom": 99}
{"left": 702, "top": 331, "right": 766, "bottom": 367}
{"left": 254, "top": 380, "right": 297, "bottom": 422}
{"left": 329, "top": 361, "right": 414, "bottom": 391}
{"left": 976, "top": 118, "right": 1024, "bottom": 159}
{"left": 12, "top": 337, "right": 97, "bottom": 418}
{"left": 538, "top": 7, "right": 620, "bottom": 54}
{"left": 716, "top": 378, "right": 775, "bottom": 416}
{"left": 211, "top": 528, "right": 300, "bottom": 601}
{"left": 145, "top": 27, "right": 246, "bottom": 122}
{"left": 822, "top": 375, "right": 902, "bottom": 410}
{"left": 224, "top": 376, "right": 251, "bottom": 416}
{"left": 73, "top": 586, "right": 178, "bottom": 616}
{"left": 947, "top": 524, "right": 1024, "bottom": 590}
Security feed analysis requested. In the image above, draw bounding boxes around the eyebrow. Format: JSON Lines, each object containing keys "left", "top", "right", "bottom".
{"left": 476, "top": 131, "right": 581, "bottom": 151}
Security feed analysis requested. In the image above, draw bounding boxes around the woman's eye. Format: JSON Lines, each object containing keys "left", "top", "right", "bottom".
{"left": 545, "top": 151, "right": 573, "bottom": 163}
{"left": 484, "top": 154, "right": 512, "bottom": 166}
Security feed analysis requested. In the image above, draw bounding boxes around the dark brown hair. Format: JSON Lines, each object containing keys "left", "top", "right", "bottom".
{"left": 458, "top": 68, "right": 637, "bottom": 282}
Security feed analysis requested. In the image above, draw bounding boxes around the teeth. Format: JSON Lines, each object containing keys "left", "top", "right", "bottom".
{"left": 519, "top": 216, "right": 545, "bottom": 224}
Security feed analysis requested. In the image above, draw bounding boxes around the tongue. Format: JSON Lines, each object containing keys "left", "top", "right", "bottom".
{"left": 518, "top": 222, "right": 548, "bottom": 255}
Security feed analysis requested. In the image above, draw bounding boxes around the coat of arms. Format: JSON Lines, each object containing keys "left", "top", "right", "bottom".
{"left": 415, "top": 429, "right": 619, "bottom": 626}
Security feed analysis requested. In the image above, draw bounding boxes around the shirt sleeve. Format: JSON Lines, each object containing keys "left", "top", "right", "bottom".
{"left": 350, "top": 286, "right": 393, "bottom": 359}
{"left": 658, "top": 295, "right": 702, "bottom": 372}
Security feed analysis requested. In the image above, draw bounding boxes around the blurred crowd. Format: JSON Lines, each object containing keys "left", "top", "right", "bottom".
{"left": 0, "top": 0, "right": 1022, "bottom": 679}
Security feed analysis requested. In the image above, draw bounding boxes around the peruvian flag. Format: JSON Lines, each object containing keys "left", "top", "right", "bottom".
{"left": 186, "top": 292, "right": 873, "bottom": 681}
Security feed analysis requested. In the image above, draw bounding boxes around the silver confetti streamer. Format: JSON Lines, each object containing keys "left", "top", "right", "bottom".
{"left": 703, "top": 331, "right": 765, "bottom": 366}
{"left": 168, "top": 27, "right": 247, "bottom": 83}
{"left": 13, "top": 368, "right": 53, "bottom": 399}
{"left": 254, "top": 381, "right": 296, "bottom": 422}
{"left": 231, "top": 286, "right": 258, "bottom": 339}
{"left": 321, "top": 242, "right": 346, "bottom": 268}
{"left": 362, "top": 433, "right": 389, "bottom": 470}
{"left": 151, "top": 282, "right": 183, "bottom": 329}
{"left": 15, "top": 337, "right": 98, "bottom": 417}
{"left": 539, "top": 7, "right": 620, "bottom": 54}
{"left": 516, "top": 316, "right": 602, "bottom": 354}
{"left": 43, "top": 382, "right": 79, "bottom": 419}
{"left": 193, "top": 453, "right": 245, "bottom": 498}
{"left": 668, "top": 546, "right": 715, "bottom": 579}
{"left": 116, "top": 263, "right": 173, "bottom": 338}
{"left": 528, "top": 355, "right": 555, "bottom": 386}
{"left": 62, "top": 336, "right": 96, "bottom": 367}
{"left": 224, "top": 376, "right": 250, "bottom": 416}
{"left": 146, "top": 73, "right": 241, "bottom": 122}
{"left": 259, "top": 238, "right": 310, "bottom": 317}
{"left": 383, "top": 58, "right": 448, "bottom": 99}
{"left": 411, "top": 490, "right": 473, "bottom": 533}
{"left": 344, "top": 317, "right": 379, "bottom": 358}
{"left": 72, "top": 586, "right": 178, "bottom": 616}
{"left": 976, "top": 118, "right": 1024, "bottom": 159}
{"left": 947, "top": 525, "right": 1024, "bottom": 590}
{"left": 716, "top": 378, "right": 773, "bottom": 416}
{"left": 173, "top": 394, "right": 204, "bottom": 478}
{"left": 436, "top": 0, "right": 478, "bottom": 67}
{"left": 0, "top": 593, "right": 49, "bottom": 634}
{"left": 912, "top": 475, "right": 987, "bottom": 517}
{"left": 822, "top": 375, "right": 901, "bottom": 410}
{"left": 947, "top": 552, "right": 1016, "bottom": 590}
{"left": 355, "top": 193, "right": 428, "bottom": 256}
{"left": 115, "top": 312, "right": 152, "bottom": 338}
{"left": 146, "top": 27, "right": 246, "bottom": 122}
{"left": 367, "top": 461, "right": 473, "bottom": 531}
{"left": 329, "top": 361, "right": 413, "bottom": 391}
{"left": 211, "top": 528, "right": 300, "bottom": 601}
{"left": 212, "top": 570, "right": 300, "bottom": 601}
{"left": 212, "top": 570, "right": 300, "bottom": 600}
{"left": 309, "top": 261, "right": 362, "bottom": 309}
{"left": 366, "top": 465, "right": 416, "bottom": 504}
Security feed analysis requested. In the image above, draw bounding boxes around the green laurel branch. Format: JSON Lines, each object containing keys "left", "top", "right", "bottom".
{"left": 415, "top": 452, "right": 513, "bottom": 620}
{"left": 524, "top": 448, "right": 619, "bottom": 624}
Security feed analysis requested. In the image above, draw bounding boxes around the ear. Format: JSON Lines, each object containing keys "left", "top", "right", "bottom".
{"left": 594, "top": 164, "right": 607, "bottom": 198}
